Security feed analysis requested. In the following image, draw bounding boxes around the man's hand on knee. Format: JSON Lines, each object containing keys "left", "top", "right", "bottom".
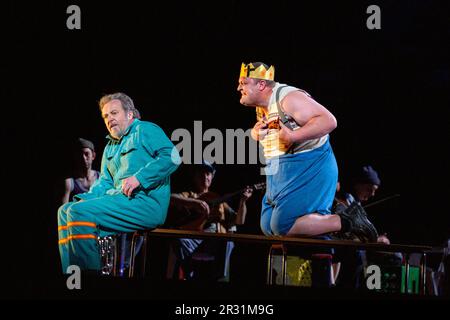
{"left": 122, "top": 176, "right": 141, "bottom": 197}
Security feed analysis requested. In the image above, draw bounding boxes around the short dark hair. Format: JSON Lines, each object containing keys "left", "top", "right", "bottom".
{"left": 251, "top": 77, "right": 276, "bottom": 88}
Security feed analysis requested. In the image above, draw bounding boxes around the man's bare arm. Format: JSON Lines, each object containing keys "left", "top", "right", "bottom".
{"left": 170, "top": 194, "right": 210, "bottom": 216}
{"left": 62, "top": 178, "right": 72, "bottom": 204}
{"left": 280, "top": 91, "right": 337, "bottom": 144}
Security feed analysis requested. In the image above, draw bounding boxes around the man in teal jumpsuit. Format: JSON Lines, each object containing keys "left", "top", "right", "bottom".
{"left": 58, "top": 92, "right": 180, "bottom": 272}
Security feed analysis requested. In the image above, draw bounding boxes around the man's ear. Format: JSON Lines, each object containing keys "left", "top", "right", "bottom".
{"left": 257, "top": 80, "right": 267, "bottom": 91}
{"left": 127, "top": 112, "right": 133, "bottom": 120}
{"left": 92, "top": 151, "right": 96, "bottom": 160}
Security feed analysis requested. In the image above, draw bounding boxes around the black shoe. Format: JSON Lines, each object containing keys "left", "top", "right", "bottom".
{"left": 337, "top": 202, "right": 379, "bottom": 242}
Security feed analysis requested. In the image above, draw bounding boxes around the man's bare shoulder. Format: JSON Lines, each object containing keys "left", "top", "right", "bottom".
{"left": 64, "top": 178, "right": 73, "bottom": 191}
{"left": 281, "top": 90, "right": 313, "bottom": 112}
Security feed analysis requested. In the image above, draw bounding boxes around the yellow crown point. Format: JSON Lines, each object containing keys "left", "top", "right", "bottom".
{"left": 240, "top": 62, "right": 275, "bottom": 81}
{"left": 240, "top": 63, "right": 248, "bottom": 78}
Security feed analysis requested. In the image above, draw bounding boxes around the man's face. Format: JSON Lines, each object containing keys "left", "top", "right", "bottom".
{"left": 101, "top": 99, "right": 133, "bottom": 139}
{"left": 237, "top": 77, "right": 260, "bottom": 106}
{"left": 81, "top": 148, "right": 95, "bottom": 169}
{"left": 194, "top": 170, "right": 213, "bottom": 190}
{"left": 354, "top": 183, "right": 379, "bottom": 202}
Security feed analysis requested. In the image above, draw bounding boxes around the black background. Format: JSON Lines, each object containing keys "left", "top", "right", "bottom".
{"left": 4, "top": 0, "right": 450, "bottom": 298}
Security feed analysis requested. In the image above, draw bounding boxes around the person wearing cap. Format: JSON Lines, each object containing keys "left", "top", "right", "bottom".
{"left": 62, "top": 138, "right": 100, "bottom": 204}
{"left": 57, "top": 92, "right": 181, "bottom": 273}
{"left": 333, "top": 165, "right": 402, "bottom": 289}
{"left": 337, "top": 165, "right": 397, "bottom": 245}
{"left": 336, "top": 165, "right": 381, "bottom": 205}
{"left": 167, "top": 161, "right": 253, "bottom": 280}
{"left": 238, "top": 62, "right": 378, "bottom": 242}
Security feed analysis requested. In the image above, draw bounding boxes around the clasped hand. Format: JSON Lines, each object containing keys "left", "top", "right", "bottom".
{"left": 252, "top": 119, "right": 294, "bottom": 147}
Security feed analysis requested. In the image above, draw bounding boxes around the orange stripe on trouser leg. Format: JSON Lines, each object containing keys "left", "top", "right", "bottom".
{"left": 68, "top": 221, "right": 96, "bottom": 228}
{"left": 58, "top": 234, "right": 97, "bottom": 245}
{"left": 58, "top": 222, "right": 96, "bottom": 231}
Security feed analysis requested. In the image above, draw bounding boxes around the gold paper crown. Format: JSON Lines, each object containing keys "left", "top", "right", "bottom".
{"left": 240, "top": 62, "right": 275, "bottom": 81}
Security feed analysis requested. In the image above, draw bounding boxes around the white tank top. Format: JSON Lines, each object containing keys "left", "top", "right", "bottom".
{"left": 258, "top": 82, "right": 328, "bottom": 158}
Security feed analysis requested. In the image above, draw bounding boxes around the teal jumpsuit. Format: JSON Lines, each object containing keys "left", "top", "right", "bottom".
{"left": 58, "top": 119, "right": 180, "bottom": 272}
